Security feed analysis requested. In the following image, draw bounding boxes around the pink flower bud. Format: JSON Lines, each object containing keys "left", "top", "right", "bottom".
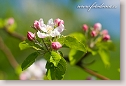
{"left": 103, "top": 34, "right": 110, "bottom": 41}
{"left": 82, "top": 24, "right": 88, "bottom": 31}
{"left": 54, "top": 18, "right": 60, "bottom": 25}
{"left": 51, "top": 42, "right": 62, "bottom": 50}
{"left": 33, "top": 20, "right": 40, "bottom": 30}
{"left": 7, "top": 17, "right": 14, "bottom": 25}
{"left": 27, "top": 31, "right": 35, "bottom": 41}
{"left": 58, "top": 20, "right": 64, "bottom": 26}
{"left": 101, "top": 29, "right": 108, "bottom": 35}
{"left": 94, "top": 23, "right": 102, "bottom": 31}
{"left": 91, "top": 30, "right": 97, "bottom": 37}
{"left": 54, "top": 18, "right": 64, "bottom": 26}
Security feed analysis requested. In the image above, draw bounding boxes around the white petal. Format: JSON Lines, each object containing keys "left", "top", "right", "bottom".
{"left": 55, "top": 24, "right": 64, "bottom": 33}
{"left": 39, "top": 18, "right": 45, "bottom": 28}
{"left": 38, "top": 19, "right": 47, "bottom": 32}
{"left": 47, "top": 18, "right": 54, "bottom": 27}
{"left": 37, "top": 31, "right": 48, "bottom": 38}
{"left": 50, "top": 29, "right": 60, "bottom": 37}
{"left": 40, "top": 25, "right": 48, "bottom": 32}
{"left": 39, "top": 18, "right": 44, "bottom": 25}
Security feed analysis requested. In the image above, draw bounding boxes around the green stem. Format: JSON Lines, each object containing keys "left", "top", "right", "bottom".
{"left": 42, "top": 38, "right": 49, "bottom": 51}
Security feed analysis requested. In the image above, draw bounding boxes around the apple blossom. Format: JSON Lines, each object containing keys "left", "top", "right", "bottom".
{"left": 82, "top": 24, "right": 88, "bottom": 31}
{"left": 35, "top": 18, "right": 64, "bottom": 38}
{"left": 37, "top": 31, "right": 49, "bottom": 38}
{"left": 94, "top": 23, "right": 102, "bottom": 31}
{"left": 54, "top": 18, "right": 64, "bottom": 26}
{"left": 33, "top": 20, "right": 40, "bottom": 30}
{"left": 7, "top": 17, "right": 14, "bottom": 25}
{"left": 101, "top": 29, "right": 108, "bottom": 35}
{"left": 51, "top": 42, "right": 62, "bottom": 50}
{"left": 91, "top": 30, "right": 97, "bottom": 37}
{"left": 27, "top": 31, "right": 35, "bottom": 41}
{"left": 20, "top": 59, "right": 47, "bottom": 80}
{"left": 103, "top": 34, "right": 110, "bottom": 41}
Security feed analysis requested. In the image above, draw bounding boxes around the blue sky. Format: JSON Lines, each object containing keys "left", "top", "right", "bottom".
{"left": 0, "top": 0, "right": 120, "bottom": 39}
{"left": 74, "top": 0, "right": 120, "bottom": 39}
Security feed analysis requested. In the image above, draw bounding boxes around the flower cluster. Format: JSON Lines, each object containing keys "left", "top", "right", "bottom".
{"left": 27, "top": 18, "right": 64, "bottom": 50}
{"left": 82, "top": 23, "right": 110, "bottom": 41}
{"left": 82, "top": 23, "right": 111, "bottom": 48}
{"left": 34, "top": 18, "right": 64, "bottom": 38}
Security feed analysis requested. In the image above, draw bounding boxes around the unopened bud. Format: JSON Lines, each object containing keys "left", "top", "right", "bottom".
{"left": 103, "top": 34, "right": 110, "bottom": 41}
{"left": 27, "top": 31, "right": 35, "bottom": 41}
{"left": 82, "top": 24, "right": 88, "bottom": 31}
{"left": 101, "top": 29, "right": 108, "bottom": 35}
{"left": 54, "top": 18, "right": 64, "bottom": 26}
{"left": 91, "top": 30, "right": 97, "bottom": 37}
{"left": 33, "top": 20, "right": 40, "bottom": 30}
{"left": 7, "top": 17, "right": 14, "bottom": 25}
{"left": 51, "top": 42, "right": 62, "bottom": 50}
{"left": 94, "top": 23, "right": 102, "bottom": 31}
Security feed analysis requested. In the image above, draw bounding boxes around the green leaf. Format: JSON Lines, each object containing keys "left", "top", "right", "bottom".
{"left": 87, "top": 47, "right": 97, "bottom": 55}
{"left": 96, "top": 41, "right": 116, "bottom": 51}
{"left": 46, "top": 62, "right": 55, "bottom": 80}
{"left": 98, "top": 49, "right": 110, "bottom": 68}
{"left": 50, "top": 51, "right": 61, "bottom": 67}
{"left": 21, "top": 52, "right": 39, "bottom": 71}
{"left": 69, "top": 49, "right": 85, "bottom": 65}
{"left": 19, "top": 41, "right": 31, "bottom": 50}
{"left": 46, "top": 57, "right": 67, "bottom": 80}
{"left": 44, "top": 51, "right": 61, "bottom": 67}
{"left": 19, "top": 41, "right": 41, "bottom": 51}
{"left": 44, "top": 52, "right": 51, "bottom": 61}
{"left": 58, "top": 51, "right": 64, "bottom": 57}
{"left": 69, "top": 32, "right": 86, "bottom": 43}
{"left": 62, "top": 36, "right": 87, "bottom": 52}
{"left": 58, "top": 36, "right": 65, "bottom": 45}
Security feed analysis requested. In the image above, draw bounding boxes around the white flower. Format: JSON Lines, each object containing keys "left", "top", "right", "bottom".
{"left": 55, "top": 24, "right": 64, "bottom": 33}
{"left": 36, "top": 18, "right": 64, "bottom": 38}
{"left": 50, "top": 29, "right": 60, "bottom": 37}
{"left": 19, "top": 59, "right": 47, "bottom": 80}
{"left": 47, "top": 18, "right": 54, "bottom": 27}
{"left": 37, "top": 31, "right": 49, "bottom": 38}
{"left": 39, "top": 19, "right": 47, "bottom": 32}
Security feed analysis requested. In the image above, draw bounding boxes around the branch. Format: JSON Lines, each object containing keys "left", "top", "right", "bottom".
{"left": 4, "top": 27, "right": 26, "bottom": 41}
{"left": 64, "top": 54, "right": 110, "bottom": 80}
{"left": 78, "top": 64, "right": 110, "bottom": 80}
{"left": 0, "top": 36, "right": 19, "bottom": 69}
{"left": 76, "top": 52, "right": 90, "bottom": 65}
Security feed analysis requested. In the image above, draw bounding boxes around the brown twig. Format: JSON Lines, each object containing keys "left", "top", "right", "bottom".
{"left": 4, "top": 27, "right": 26, "bottom": 41}
{"left": 78, "top": 64, "right": 110, "bottom": 80}
{"left": 0, "top": 36, "right": 19, "bottom": 69}
{"left": 65, "top": 53, "right": 110, "bottom": 80}
{"left": 76, "top": 52, "right": 110, "bottom": 80}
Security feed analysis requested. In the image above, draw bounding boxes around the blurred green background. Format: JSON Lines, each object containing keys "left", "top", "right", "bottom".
{"left": 0, "top": 0, "right": 120, "bottom": 80}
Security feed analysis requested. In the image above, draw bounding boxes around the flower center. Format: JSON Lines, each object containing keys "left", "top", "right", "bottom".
{"left": 46, "top": 26, "right": 54, "bottom": 34}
